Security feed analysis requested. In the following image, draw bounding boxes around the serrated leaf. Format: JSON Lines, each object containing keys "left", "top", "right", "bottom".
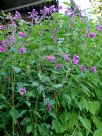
{"left": 9, "top": 109, "right": 19, "bottom": 124}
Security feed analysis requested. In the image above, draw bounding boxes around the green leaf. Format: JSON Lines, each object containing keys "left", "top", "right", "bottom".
{"left": 38, "top": 73, "right": 51, "bottom": 83}
{"left": 19, "top": 110, "right": 26, "bottom": 118}
{"left": 34, "top": 111, "right": 41, "bottom": 119}
{"left": 12, "top": 66, "right": 21, "bottom": 73}
{"left": 26, "top": 91, "right": 34, "bottom": 97}
{"left": 53, "top": 84, "right": 63, "bottom": 89}
{"left": 92, "top": 116, "right": 102, "bottom": 129}
{"left": 63, "top": 94, "right": 71, "bottom": 103}
{"left": 9, "top": 109, "right": 19, "bottom": 124}
{"left": 25, "top": 101, "right": 31, "bottom": 107}
{"left": 52, "top": 119, "right": 68, "bottom": 133}
{"left": 78, "top": 116, "right": 91, "bottom": 131}
{"left": 32, "top": 81, "right": 39, "bottom": 87}
{"left": 93, "top": 129, "right": 102, "bottom": 136}
{"left": 68, "top": 113, "right": 78, "bottom": 128}
{"left": 52, "top": 119, "right": 61, "bottom": 133}
{"left": 49, "top": 112, "right": 57, "bottom": 119}
{"left": 63, "top": 2, "right": 71, "bottom": 6}
{"left": 80, "top": 84, "right": 90, "bottom": 96}
{"left": 89, "top": 101, "right": 100, "bottom": 115}
{"left": 26, "top": 125, "right": 33, "bottom": 134}
{"left": 81, "top": 97, "right": 89, "bottom": 111}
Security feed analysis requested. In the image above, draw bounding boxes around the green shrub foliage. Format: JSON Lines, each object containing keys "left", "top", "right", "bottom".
{"left": 0, "top": 4, "right": 102, "bottom": 136}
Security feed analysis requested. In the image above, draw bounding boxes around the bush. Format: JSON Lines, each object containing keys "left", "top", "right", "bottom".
{"left": 0, "top": 5, "right": 102, "bottom": 136}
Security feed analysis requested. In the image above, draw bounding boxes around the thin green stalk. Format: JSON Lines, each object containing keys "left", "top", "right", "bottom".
{"left": 12, "top": 62, "right": 15, "bottom": 136}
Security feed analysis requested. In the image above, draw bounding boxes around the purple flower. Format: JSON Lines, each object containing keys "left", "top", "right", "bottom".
{"left": 96, "top": 25, "right": 102, "bottom": 32}
{"left": 13, "top": 11, "right": 21, "bottom": 19}
{"left": 55, "top": 64, "right": 62, "bottom": 70}
{"left": 40, "top": 6, "right": 50, "bottom": 15}
{"left": 9, "top": 20, "right": 16, "bottom": 27}
{"left": 46, "top": 55, "right": 55, "bottom": 62}
{"left": 53, "top": 28, "right": 58, "bottom": 33}
{"left": 80, "top": 66, "right": 86, "bottom": 72}
{"left": 72, "top": 55, "right": 79, "bottom": 65}
{"left": 0, "top": 46, "right": 5, "bottom": 52}
{"left": 58, "top": 6, "right": 63, "bottom": 10}
{"left": 63, "top": 54, "right": 70, "bottom": 61}
{"left": 18, "top": 32, "right": 26, "bottom": 38}
{"left": 87, "top": 32, "right": 96, "bottom": 38}
{"left": 49, "top": 5, "right": 56, "bottom": 13}
{"left": 19, "top": 87, "right": 26, "bottom": 95}
{"left": 51, "top": 35, "right": 57, "bottom": 42}
{"left": 0, "top": 25, "right": 3, "bottom": 29}
{"left": 18, "top": 47, "right": 26, "bottom": 54}
{"left": 46, "top": 102, "right": 51, "bottom": 112}
{"left": 28, "top": 9, "right": 39, "bottom": 21}
{"left": 90, "top": 66, "right": 97, "bottom": 73}
{"left": 8, "top": 35, "right": 16, "bottom": 43}
{"left": 1, "top": 40, "right": 8, "bottom": 46}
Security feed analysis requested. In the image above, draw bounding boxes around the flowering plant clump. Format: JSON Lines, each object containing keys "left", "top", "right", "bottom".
{"left": 0, "top": 3, "right": 102, "bottom": 136}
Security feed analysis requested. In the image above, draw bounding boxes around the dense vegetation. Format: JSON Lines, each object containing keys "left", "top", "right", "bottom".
{"left": 0, "top": 4, "right": 102, "bottom": 136}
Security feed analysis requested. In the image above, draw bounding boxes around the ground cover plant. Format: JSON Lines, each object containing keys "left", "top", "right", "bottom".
{"left": 0, "top": 3, "right": 102, "bottom": 136}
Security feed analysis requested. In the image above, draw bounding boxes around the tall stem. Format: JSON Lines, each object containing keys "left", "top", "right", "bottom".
{"left": 12, "top": 62, "right": 15, "bottom": 136}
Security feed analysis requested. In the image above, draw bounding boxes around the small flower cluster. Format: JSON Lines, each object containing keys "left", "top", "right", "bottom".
{"left": 72, "top": 55, "right": 79, "bottom": 65}
{"left": 86, "top": 32, "right": 96, "bottom": 38}
{"left": 90, "top": 66, "right": 97, "bottom": 73}
{"left": 13, "top": 11, "right": 21, "bottom": 19}
{"left": 96, "top": 24, "right": 102, "bottom": 32}
{"left": 18, "top": 32, "right": 26, "bottom": 38}
{"left": 19, "top": 87, "right": 26, "bottom": 95}
{"left": 45, "top": 54, "right": 97, "bottom": 74}
{"left": 40, "top": 5, "right": 56, "bottom": 16}
{"left": 80, "top": 66, "right": 86, "bottom": 72}
{"left": 18, "top": 47, "right": 26, "bottom": 54}
{"left": 0, "top": 25, "right": 3, "bottom": 29}
{"left": 0, "top": 46, "right": 5, "bottom": 52}
{"left": 80, "top": 66, "right": 97, "bottom": 73}
{"left": 46, "top": 55, "right": 55, "bottom": 62}
{"left": 28, "top": 9, "right": 39, "bottom": 22}
{"left": 62, "top": 54, "right": 70, "bottom": 61}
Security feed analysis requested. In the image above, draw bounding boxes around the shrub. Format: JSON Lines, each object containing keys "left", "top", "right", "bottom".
{"left": 0, "top": 4, "right": 102, "bottom": 136}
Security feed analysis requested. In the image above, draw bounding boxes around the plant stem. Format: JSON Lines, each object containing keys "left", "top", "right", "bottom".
{"left": 12, "top": 62, "right": 15, "bottom": 136}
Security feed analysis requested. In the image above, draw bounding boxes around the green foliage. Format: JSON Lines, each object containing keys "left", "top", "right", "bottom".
{"left": 0, "top": 4, "right": 102, "bottom": 136}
